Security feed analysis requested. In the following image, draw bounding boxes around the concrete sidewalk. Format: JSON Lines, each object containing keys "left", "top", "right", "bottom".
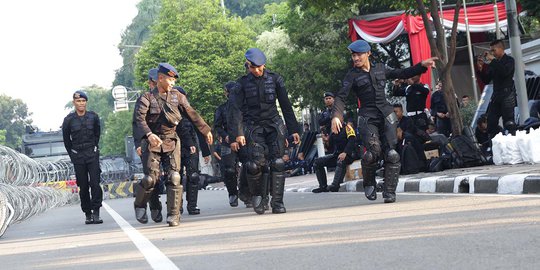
{"left": 279, "top": 163, "right": 540, "bottom": 194}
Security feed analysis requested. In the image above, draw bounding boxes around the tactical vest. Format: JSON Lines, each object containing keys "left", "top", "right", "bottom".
{"left": 68, "top": 111, "right": 98, "bottom": 150}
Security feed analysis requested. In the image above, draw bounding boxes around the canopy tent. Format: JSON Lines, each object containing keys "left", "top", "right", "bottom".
{"left": 348, "top": 2, "right": 521, "bottom": 107}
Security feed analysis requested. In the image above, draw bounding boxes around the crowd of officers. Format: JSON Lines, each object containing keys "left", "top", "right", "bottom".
{"left": 71, "top": 37, "right": 520, "bottom": 227}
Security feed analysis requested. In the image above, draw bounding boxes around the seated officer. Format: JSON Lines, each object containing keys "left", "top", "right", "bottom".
{"left": 312, "top": 118, "right": 359, "bottom": 193}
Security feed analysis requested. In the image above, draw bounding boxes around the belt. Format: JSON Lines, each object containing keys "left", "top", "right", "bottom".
{"left": 407, "top": 111, "right": 424, "bottom": 116}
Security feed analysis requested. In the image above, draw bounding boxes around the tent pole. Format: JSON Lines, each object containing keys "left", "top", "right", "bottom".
{"left": 463, "top": 0, "right": 480, "bottom": 103}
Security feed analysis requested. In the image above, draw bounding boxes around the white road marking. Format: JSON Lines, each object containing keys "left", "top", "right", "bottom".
{"left": 102, "top": 202, "right": 179, "bottom": 270}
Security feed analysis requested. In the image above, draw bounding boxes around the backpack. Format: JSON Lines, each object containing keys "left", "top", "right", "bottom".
{"left": 400, "top": 143, "right": 423, "bottom": 175}
{"left": 447, "top": 135, "right": 486, "bottom": 168}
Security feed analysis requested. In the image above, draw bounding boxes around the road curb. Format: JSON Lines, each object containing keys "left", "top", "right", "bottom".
{"left": 286, "top": 174, "right": 540, "bottom": 194}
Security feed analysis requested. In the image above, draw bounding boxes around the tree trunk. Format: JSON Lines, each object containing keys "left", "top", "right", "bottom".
{"left": 442, "top": 70, "right": 463, "bottom": 136}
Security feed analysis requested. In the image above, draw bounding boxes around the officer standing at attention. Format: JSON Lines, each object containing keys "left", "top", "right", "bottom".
{"left": 134, "top": 63, "right": 212, "bottom": 227}
{"left": 214, "top": 82, "right": 241, "bottom": 207}
{"left": 318, "top": 92, "right": 335, "bottom": 137}
{"left": 229, "top": 48, "right": 301, "bottom": 214}
{"left": 477, "top": 39, "right": 517, "bottom": 138}
{"left": 331, "top": 40, "right": 436, "bottom": 203}
{"left": 62, "top": 91, "right": 103, "bottom": 224}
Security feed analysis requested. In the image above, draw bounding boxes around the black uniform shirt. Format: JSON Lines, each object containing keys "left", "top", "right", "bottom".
{"left": 393, "top": 83, "right": 429, "bottom": 112}
{"left": 62, "top": 111, "right": 100, "bottom": 163}
{"left": 478, "top": 54, "right": 515, "bottom": 93}
{"left": 229, "top": 69, "right": 300, "bottom": 138}
{"left": 214, "top": 102, "right": 230, "bottom": 142}
{"left": 333, "top": 62, "right": 427, "bottom": 121}
{"left": 329, "top": 123, "right": 357, "bottom": 156}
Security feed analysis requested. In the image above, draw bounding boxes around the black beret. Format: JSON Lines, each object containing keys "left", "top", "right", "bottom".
{"left": 324, "top": 92, "right": 335, "bottom": 98}
{"left": 73, "top": 90, "right": 88, "bottom": 101}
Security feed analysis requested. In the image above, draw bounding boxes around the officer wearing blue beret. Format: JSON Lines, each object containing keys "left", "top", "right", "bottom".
{"left": 62, "top": 90, "right": 103, "bottom": 224}
{"left": 331, "top": 39, "right": 437, "bottom": 203}
{"left": 134, "top": 62, "right": 212, "bottom": 226}
{"left": 229, "top": 48, "right": 301, "bottom": 215}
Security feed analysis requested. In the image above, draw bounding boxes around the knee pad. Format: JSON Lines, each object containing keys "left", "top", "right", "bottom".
{"left": 168, "top": 171, "right": 181, "bottom": 186}
{"left": 271, "top": 158, "right": 285, "bottom": 172}
{"left": 385, "top": 149, "right": 400, "bottom": 164}
{"left": 140, "top": 175, "right": 155, "bottom": 190}
{"left": 244, "top": 161, "right": 261, "bottom": 175}
{"left": 336, "top": 159, "right": 346, "bottom": 168}
{"left": 362, "top": 151, "right": 376, "bottom": 165}
{"left": 189, "top": 172, "right": 200, "bottom": 185}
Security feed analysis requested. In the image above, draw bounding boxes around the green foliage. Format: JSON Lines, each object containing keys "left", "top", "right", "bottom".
{"left": 460, "top": 101, "right": 478, "bottom": 128}
{"left": 256, "top": 27, "right": 293, "bottom": 61}
{"left": 243, "top": 1, "right": 290, "bottom": 34}
{"left": 114, "top": 0, "right": 162, "bottom": 88}
{"left": 0, "top": 129, "right": 6, "bottom": 145}
{"left": 100, "top": 110, "right": 133, "bottom": 156}
{"left": 521, "top": 0, "right": 540, "bottom": 20}
{"left": 135, "top": 0, "right": 256, "bottom": 124}
{"left": 226, "top": 0, "right": 284, "bottom": 18}
{"left": 0, "top": 94, "right": 32, "bottom": 149}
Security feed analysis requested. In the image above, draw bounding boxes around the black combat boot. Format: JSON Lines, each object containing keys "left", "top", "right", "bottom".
{"left": 383, "top": 164, "right": 400, "bottom": 203}
{"left": 85, "top": 211, "right": 93, "bottom": 225}
{"left": 229, "top": 194, "right": 239, "bottom": 207}
{"left": 92, "top": 209, "right": 103, "bottom": 224}
{"left": 313, "top": 161, "right": 328, "bottom": 193}
{"left": 327, "top": 162, "right": 346, "bottom": 192}
{"left": 187, "top": 184, "right": 200, "bottom": 215}
{"left": 362, "top": 162, "right": 378, "bottom": 201}
{"left": 270, "top": 172, "right": 286, "bottom": 214}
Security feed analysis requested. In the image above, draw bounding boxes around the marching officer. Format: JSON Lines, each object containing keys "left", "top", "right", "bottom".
{"left": 214, "top": 82, "right": 241, "bottom": 207}
{"left": 134, "top": 63, "right": 212, "bottom": 227}
{"left": 62, "top": 91, "right": 103, "bottom": 224}
{"left": 174, "top": 86, "right": 212, "bottom": 215}
{"left": 229, "top": 48, "right": 301, "bottom": 214}
{"left": 331, "top": 40, "right": 436, "bottom": 203}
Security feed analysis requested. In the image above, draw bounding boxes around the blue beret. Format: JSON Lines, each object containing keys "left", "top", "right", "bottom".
{"left": 245, "top": 48, "right": 266, "bottom": 66}
{"left": 158, "top": 63, "right": 179, "bottom": 78}
{"left": 148, "top": 68, "right": 158, "bottom": 81}
{"left": 73, "top": 90, "right": 88, "bottom": 101}
{"left": 348, "top": 40, "right": 371, "bottom": 53}
{"left": 324, "top": 92, "right": 334, "bottom": 98}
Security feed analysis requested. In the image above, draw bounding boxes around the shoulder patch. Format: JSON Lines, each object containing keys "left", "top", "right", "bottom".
{"left": 345, "top": 124, "right": 356, "bottom": 138}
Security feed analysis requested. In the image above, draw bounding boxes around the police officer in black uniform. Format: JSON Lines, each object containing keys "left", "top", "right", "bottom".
{"left": 312, "top": 119, "right": 358, "bottom": 193}
{"left": 62, "top": 91, "right": 103, "bottom": 224}
{"left": 392, "top": 75, "right": 430, "bottom": 131}
{"left": 134, "top": 63, "right": 212, "bottom": 227}
{"left": 318, "top": 92, "right": 335, "bottom": 136}
{"left": 477, "top": 39, "right": 517, "bottom": 138}
{"left": 214, "top": 82, "right": 241, "bottom": 207}
{"left": 174, "top": 86, "right": 212, "bottom": 215}
{"left": 229, "top": 48, "right": 301, "bottom": 214}
{"left": 331, "top": 40, "right": 436, "bottom": 203}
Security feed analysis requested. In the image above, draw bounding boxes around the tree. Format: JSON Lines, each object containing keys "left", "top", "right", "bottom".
{"left": 0, "top": 94, "right": 32, "bottom": 149}
{"left": 113, "top": 0, "right": 162, "bottom": 88}
{"left": 0, "top": 129, "right": 6, "bottom": 145}
{"left": 226, "top": 0, "right": 284, "bottom": 18}
{"left": 135, "top": 0, "right": 256, "bottom": 124}
{"left": 298, "top": 0, "right": 467, "bottom": 135}
{"left": 100, "top": 110, "right": 133, "bottom": 156}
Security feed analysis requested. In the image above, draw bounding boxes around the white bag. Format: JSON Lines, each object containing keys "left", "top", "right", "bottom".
{"left": 529, "top": 128, "right": 540, "bottom": 164}
{"left": 516, "top": 130, "right": 532, "bottom": 163}
{"left": 492, "top": 132, "right": 505, "bottom": 165}
{"left": 505, "top": 134, "right": 523, "bottom": 165}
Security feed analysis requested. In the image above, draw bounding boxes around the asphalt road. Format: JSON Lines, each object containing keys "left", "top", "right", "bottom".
{"left": 1, "top": 191, "right": 539, "bottom": 270}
